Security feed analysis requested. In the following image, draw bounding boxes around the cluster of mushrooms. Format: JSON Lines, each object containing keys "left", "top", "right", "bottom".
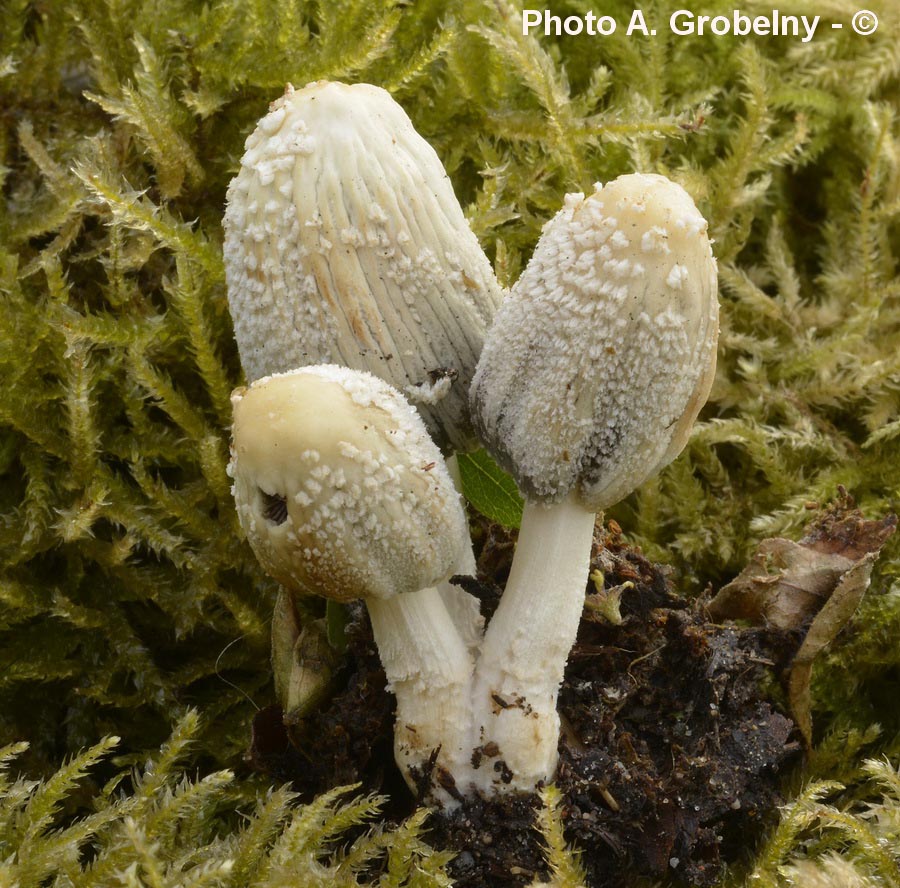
{"left": 224, "top": 81, "right": 719, "bottom": 807}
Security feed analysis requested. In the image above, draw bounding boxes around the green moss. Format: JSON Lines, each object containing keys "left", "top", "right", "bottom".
{"left": 725, "top": 757, "right": 900, "bottom": 887}
{"left": 0, "top": 711, "right": 455, "bottom": 887}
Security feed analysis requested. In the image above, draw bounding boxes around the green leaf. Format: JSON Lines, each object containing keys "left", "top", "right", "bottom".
{"left": 457, "top": 449, "right": 523, "bottom": 529}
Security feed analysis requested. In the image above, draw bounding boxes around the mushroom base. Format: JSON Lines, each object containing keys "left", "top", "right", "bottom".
{"left": 248, "top": 517, "right": 814, "bottom": 886}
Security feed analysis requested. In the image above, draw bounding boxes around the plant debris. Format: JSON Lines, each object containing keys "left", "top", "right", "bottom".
{"left": 247, "top": 498, "right": 895, "bottom": 886}
{"left": 708, "top": 489, "right": 896, "bottom": 744}
{"left": 247, "top": 603, "right": 403, "bottom": 808}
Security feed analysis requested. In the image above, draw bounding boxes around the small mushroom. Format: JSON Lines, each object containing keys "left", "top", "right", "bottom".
{"left": 468, "top": 173, "right": 719, "bottom": 793}
{"left": 229, "top": 365, "right": 474, "bottom": 802}
{"left": 223, "top": 80, "right": 504, "bottom": 453}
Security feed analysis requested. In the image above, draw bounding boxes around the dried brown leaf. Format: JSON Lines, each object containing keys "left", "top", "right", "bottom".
{"left": 707, "top": 495, "right": 896, "bottom": 744}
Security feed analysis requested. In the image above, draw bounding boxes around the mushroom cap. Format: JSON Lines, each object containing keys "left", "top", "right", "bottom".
{"left": 470, "top": 173, "right": 719, "bottom": 510}
{"left": 229, "top": 365, "right": 469, "bottom": 601}
{"left": 224, "top": 80, "right": 504, "bottom": 452}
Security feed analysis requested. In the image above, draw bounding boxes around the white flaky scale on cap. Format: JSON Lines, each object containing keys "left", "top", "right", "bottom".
{"left": 229, "top": 365, "right": 475, "bottom": 803}
{"left": 467, "top": 173, "right": 719, "bottom": 795}
{"left": 224, "top": 80, "right": 505, "bottom": 453}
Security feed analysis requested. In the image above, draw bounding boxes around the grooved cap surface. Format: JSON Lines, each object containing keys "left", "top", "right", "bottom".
{"left": 224, "top": 80, "right": 504, "bottom": 452}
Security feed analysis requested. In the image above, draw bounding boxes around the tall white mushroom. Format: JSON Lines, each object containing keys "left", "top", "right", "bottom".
{"left": 229, "top": 365, "right": 473, "bottom": 802}
{"left": 468, "top": 173, "right": 719, "bottom": 794}
{"left": 223, "top": 79, "right": 503, "bottom": 648}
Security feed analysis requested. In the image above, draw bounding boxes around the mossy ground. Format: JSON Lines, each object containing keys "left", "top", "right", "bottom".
{"left": 2, "top": 0, "right": 900, "bottom": 885}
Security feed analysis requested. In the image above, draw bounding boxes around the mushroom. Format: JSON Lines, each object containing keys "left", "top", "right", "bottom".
{"left": 468, "top": 173, "right": 719, "bottom": 794}
{"left": 223, "top": 79, "right": 502, "bottom": 650}
{"left": 223, "top": 79, "right": 504, "bottom": 453}
{"left": 229, "top": 364, "right": 474, "bottom": 802}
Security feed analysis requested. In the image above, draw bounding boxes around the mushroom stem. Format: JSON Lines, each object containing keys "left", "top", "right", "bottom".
{"left": 437, "top": 557, "right": 483, "bottom": 659}
{"left": 438, "top": 452, "right": 484, "bottom": 657}
{"left": 469, "top": 493, "right": 596, "bottom": 795}
{"left": 367, "top": 587, "right": 474, "bottom": 804}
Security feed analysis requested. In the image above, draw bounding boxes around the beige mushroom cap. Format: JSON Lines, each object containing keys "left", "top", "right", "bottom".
{"left": 471, "top": 173, "right": 719, "bottom": 510}
{"left": 224, "top": 80, "right": 504, "bottom": 452}
{"left": 229, "top": 365, "right": 469, "bottom": 601}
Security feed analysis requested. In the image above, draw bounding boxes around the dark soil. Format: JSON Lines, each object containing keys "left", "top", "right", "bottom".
{"left": 552, "top": 524, "right": 799, "bottom": 887}
{"left": 248, "top": 519, "right": 805, "bottom": 886}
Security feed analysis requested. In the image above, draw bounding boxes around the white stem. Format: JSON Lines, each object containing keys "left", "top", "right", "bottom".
{"left": 437, "top": 453, "right": 484, "bottom": 656}
{"left": 366, "top": 587, "right": 474, "bottom": 806}
{"left": 467, "top": 493, "right": 596, "bottom": 795}
{"left": 443, "top": 452, "right": 465, "bottom": 490}
{"left": 437, "top": 545, "right": 483, "bottom": 659}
